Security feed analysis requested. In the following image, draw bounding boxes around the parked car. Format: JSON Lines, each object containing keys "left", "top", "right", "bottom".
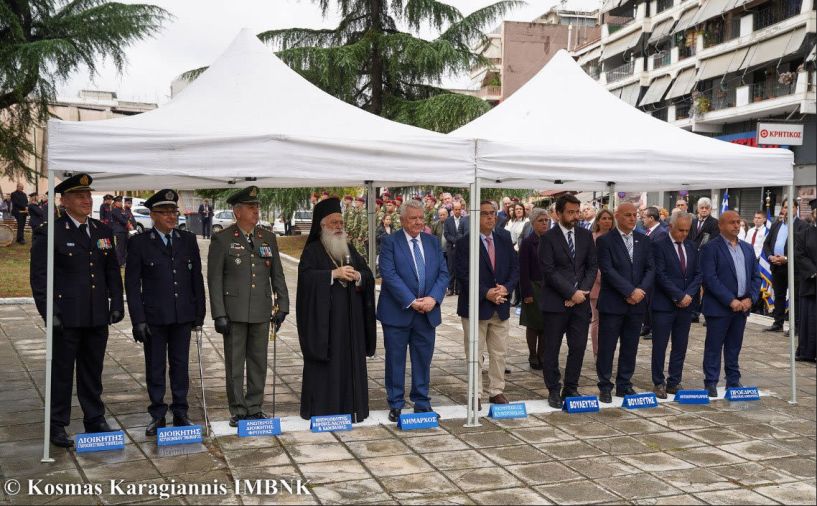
{"left": 211, "top": 210, "right": 273, "bottom": 234}
{"left": 131, "top": 206, "right": 187, "bottom": 234}
{"left": 291, "top": 210, "right": 312, "bottom": 228}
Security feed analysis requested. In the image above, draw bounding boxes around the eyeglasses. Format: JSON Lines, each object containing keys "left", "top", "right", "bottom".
{"left": 152, "top": 210, "right": 180, "bottom": 217}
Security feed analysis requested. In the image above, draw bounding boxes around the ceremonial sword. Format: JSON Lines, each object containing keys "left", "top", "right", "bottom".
{"left": 194, "top": 326, "right": 210, "bottom": 437}
{"left": 269, "top": 303, "right": 280, "bottom": 419}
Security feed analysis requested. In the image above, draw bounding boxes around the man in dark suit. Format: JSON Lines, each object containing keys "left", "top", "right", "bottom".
{"left": 126, "top": 189, "right": 206, "bottom": 436}
{"left": 762, "top": 198, "right": 808, "bottom": 333}
{"left": 700, "top": 211, "right": 761, "bottom": 397}
{"left": 455, "top": 201, "right": 519, "bottom": 406}
{"left": 110, "top": 196, "right": 131, "bottom": 266}
{"left": 795, "top": 199, "right": 816, "bottom": 362}
{"left": 198, "top": 199, "right": 214, "bottom": 239}
{"left": 444, "top": 201, "right": 468, "bottom": 295}
{"left": 651, "top": 212, "right": 702, "bottom": 398}
{"left": 595, "top": 202, "right": 655, "bottom": 403}
{"left": 640, "top": 206, "right": 669, "bottom": 339}
{"left": 688, "top": 197, "right": 719, "bottom": 249}
{"left": 378, "top": 200, "right": 449, "bottom": 422}
{"left": 99, "top": 194, "right": 113, "bottom": 225}
{"left": 538, "top": 194, "right": 598, "bottom": 408}
{"left": 30, "top": 173, "right": 125, "bottom": 448}
{"left": 10, "top": 182, "right": 28, "bottom": 243}
{"left": 28, "top": 192, "right": 46, "bottom": 231}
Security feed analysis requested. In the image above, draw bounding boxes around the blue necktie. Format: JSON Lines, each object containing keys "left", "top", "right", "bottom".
{"left": 567, "top": 230, "right": 575, "bottom": 259}
{"left": 412, "top": 238, "right": 425, "bottom": 297}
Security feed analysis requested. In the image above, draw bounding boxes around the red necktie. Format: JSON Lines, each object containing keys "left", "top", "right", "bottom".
{"left": 646, "top": 227, "right": 652, "bottom": 236}
{"left": 751, "top": 228, "right": 758, "bottom": 245}
{"left": 676, "top": 242, "right": 686, "bottom": 274}
{"left": 485, "top": 235, "right": 496, "bottom": 270}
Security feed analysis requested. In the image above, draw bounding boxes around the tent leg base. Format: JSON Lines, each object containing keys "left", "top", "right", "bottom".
{"left": 463, "top": 422, "right": 482, "bottom": 428}
{"left": 787, "top": 400, "right": 799, "bottom": 406}
{"left": 41, "top": 458, "right": 55, "bottom": 463}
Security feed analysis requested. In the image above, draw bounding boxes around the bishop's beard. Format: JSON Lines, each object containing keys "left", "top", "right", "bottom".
{"left": 320, "top": 228, "right": 351, "bottom": 265}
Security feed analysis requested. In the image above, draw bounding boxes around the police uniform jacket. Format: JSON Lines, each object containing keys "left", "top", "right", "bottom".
{"left": 207, "top": 224, "right": 290, "bottom": 323}
{"left": 110, "top": 207, "right": 129, "bottom": 234}
{"left": 30, "top": 215, "right": 124, "bottom": 328}
{"left": 125, "top": 228, "right": 206, "bottom": 326}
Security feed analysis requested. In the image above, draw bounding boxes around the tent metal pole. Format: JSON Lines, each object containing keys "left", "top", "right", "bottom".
{"left": 465, "top": 155, "right": 481, "bottom": 427}
{"left": 366, "top": 181, "right": 376, "bottom": 268}
{"left": 607, "top": 182, "right": 616, "bottom": 209}
{"left": 41, "top": 169, "right": 55, "bottom": 463}
{"left": 787, "top": 186, "right": 797, "bottom": 405}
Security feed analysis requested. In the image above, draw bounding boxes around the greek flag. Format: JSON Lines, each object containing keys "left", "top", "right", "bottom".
{"left": 721, "top": 190, "right": 729, "bottom": 214}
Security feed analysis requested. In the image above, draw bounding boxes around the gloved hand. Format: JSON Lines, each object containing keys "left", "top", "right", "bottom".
{"left": 52, "top": 314, "right": 63, "bottom": 333}
{"left": 109, "top": 310, "right": 124, "bottom": 325}
{"left": 132, "top": 322, "right": 151, "bottom": 343}
{"left": 214, "top": 316, "right": 231, "bottom": 336}
{"left": 271, "top": 311, "right": 288, "bottom": 332}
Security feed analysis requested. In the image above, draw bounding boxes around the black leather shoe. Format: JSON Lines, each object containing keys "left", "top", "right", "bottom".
{"left": 529, "top": 355, "right": 543, "bottom": 370}
{"left": 654, "top": 384, "right": 667, "bottom": 400}
{"left": 249, "top": 412, "right": 268, "bottom": 420}
{"left": 705, "top": 385, "right": 718, "bottom": 397}
{"left": 666, "top": 384, "right": 682, "bottom": 395}
{"left": 615, "top": 387, "right": 637, "bottom": 397}
{"left": 642, "top": 333, "right": 652, "bottom": 340}
{"left": 229, "top": 415, "right": 241, "bottom": 427}
{"left": 726, "top": 383, "right": 743, "bottom": 389}
{"left": 640, "top": 326, "right": 651, "bottom": 337}
{"left": 599, "top": 390, "right": 612, "bottom": 404}
{"left": 764, "top": 324, "right": 783, "bottom": 332}
{"left": 504, "top": 368, "right": 511, "bottom": 375}
{"left": 85, "top": 420, "right": 116, "bottom": 433}
{"left": 561, "top": 388, "right": 580, "bottom": 400}
{"left": 414, "top": 407, "right": 440, "bottom": 419}
{"left": 388, "top": 408, "right": 401, "bottom": 423}
{"left": 172, "top": 415, "right": 193, "bottom": 427}
{"left": 145, "top": 417, "right": 166, "bottom": 436}
{"left": 50, "top": 427, "right": 74, "bottom": 448}
{"left": 547, "top": 390, "right": 563, "bottom": 409}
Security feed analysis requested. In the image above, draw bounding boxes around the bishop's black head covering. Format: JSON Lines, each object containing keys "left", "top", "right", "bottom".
{"left": 306, "top": 197, "right": 342, "bottom": 245}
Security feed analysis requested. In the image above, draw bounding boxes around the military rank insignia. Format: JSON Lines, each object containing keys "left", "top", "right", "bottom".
{"left": 259, "top": 246, "right": 273, "bottom": 258}
{"left": 96, "top": 238, "right": 112, "bottom": 250}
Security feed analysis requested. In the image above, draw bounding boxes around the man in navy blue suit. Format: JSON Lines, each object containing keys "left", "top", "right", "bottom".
{"left": 700, "top": 210, "right": 761, "bottom": 397}
{"left": 650, "top": 212, "right": 702, "bottom": 399}
{"left": 538, "top": 194, "right": 598, "bottom": 408}
{"left": 595, "top": 202, "right": 655, "bottom": 403}
{"left": 639, "top": 206, "right": 668, "bottom": 340}
{"left": 378, "top": 200, "right": 449, "bottom": 422}
{"left": 455, "top": 201, "right": 519, "bottom": 406}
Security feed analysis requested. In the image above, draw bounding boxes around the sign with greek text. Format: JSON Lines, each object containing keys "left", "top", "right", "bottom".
{"left": 488, "top": 402, "right": 528, "bottom": 419}
{"left": 563, "top": 396, "right": 600, "bottom": 413}
{"left": 623, "top": 393, "right": 659, "bottom": 410}
{"left": 674, "top": 390, "right": 711, "bottom": 404}
{"left": 725, "top": 386, "right": 760, "bottom": 402}
{"left": 75, "top": 431, "right": 125, "bottom": 453}
{"left": 238, "top": 417, "right": 282, "bottom": 437}
{"left": 310, "top": 414, "right": 353, "bottom": 433}
{"left": 397, "top": 412, "right": 439, "bottom": 431}
{"left": 157, "top": 426, "right": 203, "bottom": 446}
{"left": 757, "top": 123, "right": 803, "bottom": 146}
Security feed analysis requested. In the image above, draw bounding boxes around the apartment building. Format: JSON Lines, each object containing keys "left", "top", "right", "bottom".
{"left": 573, "top": 0, "right": 816, "bottom": 216}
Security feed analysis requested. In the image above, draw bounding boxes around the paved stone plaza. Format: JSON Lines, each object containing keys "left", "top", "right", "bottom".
{"left": 0, "top": 239, "right": 815, "bottom": 504}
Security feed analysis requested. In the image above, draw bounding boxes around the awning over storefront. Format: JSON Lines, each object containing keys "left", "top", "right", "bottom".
{"left": 648, "top": 18, "right": 675, "bottom": 44}
{"left": 639, "top": 75, "right": 674, "bottom": 106}
{"left": 601, "top": 29, "right": 643, "bottom": 60}
{"left": 665, "top": 67, "right": 698, "bottom": 98}
{"left": 697, "top": 47, "right": 749, "bottom": 81}
{"left": 742, "top": 28, "right": 808, "bottom": 70}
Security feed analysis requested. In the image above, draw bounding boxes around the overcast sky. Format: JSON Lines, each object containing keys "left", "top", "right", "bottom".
{"left": 58, "top": 0, "right": 601, "bottom": 104}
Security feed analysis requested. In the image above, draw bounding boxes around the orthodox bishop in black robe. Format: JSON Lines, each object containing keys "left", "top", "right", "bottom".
{"left": 296, "top": 198, "right": 377, "bottom": 422}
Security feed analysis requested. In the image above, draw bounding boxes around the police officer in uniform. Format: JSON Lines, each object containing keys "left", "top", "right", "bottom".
{"left": 125, "top": 190, "right": 206, "bottom": 436}
{"left": 110, "top": 195, "right": 131, "bottom": 266}
{"left": 30, "top": 173, "right": 124, "bottom": 448}
{"left": 99, "top": 194, "right": 114, "bottom": 225}
{"left": 207, "top": 186, "right": 290, "bottom": 426}
{"left": 123, "top": 197, "right": 138, "bottom": 232}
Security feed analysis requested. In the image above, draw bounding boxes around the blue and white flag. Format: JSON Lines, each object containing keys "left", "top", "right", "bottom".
{"left": 720, "top": 190, "right": 729, "bottom": 214}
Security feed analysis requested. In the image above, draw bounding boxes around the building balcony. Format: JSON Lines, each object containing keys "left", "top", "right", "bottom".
{"left": 606, "top": 60, "right": 636, "bottom": 83}
{"left": 478, "top": 85, "right": 502, "bottom": 100}
{"left": 651, "top": 51, "right": 672, "bottom": 70}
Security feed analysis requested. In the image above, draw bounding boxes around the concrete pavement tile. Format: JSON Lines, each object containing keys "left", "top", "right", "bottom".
{"left": 439, "top": 419, "right": 499, "bottom": 435}
{"left": 286, "top": 443, "right": 353, "bottom": 464}
{"left": 139, "top": 442, "right": 208, "bottom": 459}
{"left": 223, "top": 446, "right": 291, "bottom": 468}
{"left": 402, "top": 434, "right": 469, "bottom": 453}
{"left": 459, "top": 431, "right": 525, "bottom": 448}
{"left": 469, "top": 488, "right": 551, "bottom": 505}
{"left": 217, "top": 434, "right": 281, "bottom": 451}
{"left": 639, "top": 432, "right": 707, "bottom": 451}
{"left": 506, "top": 461, "right": 583, "bottom": 485}
{"left": 422, "top": 449, "right": 496, "bottom": 470}
{"left": 761, "top": 457, "right": 817, "bottom": 479}
{"left": 586, "top": 435, "right": 654, "bottom": 455}
{"left": 554, "top": 421, "right": 624, "bottom": 439}
{"left": 709, "top": 462, "right": 800, "bottom": 486}
{"left": 334, "top": 425, "right": 394, "bottom": 442}
{"left": 400, "top": 494, "right": 475, "bottom": 504}
{"left": 596, "top": 473, "right": 682, "bottom": 500}
{"left": 631, "top": 494, "right": 706, "bottom": 505}
{"left": 298, "top": 459, "right": 371, "bottom": 484}
{"left": 562, "top": 456, "right": 640, "bottom": 479}
{"left": 686, "top": 427, "right": 753, "bottom": 445}
{"left": 535, "top": 481, "right": 622, "bottom": 504}
{"left": 692, "top": 489, "right": 779, "bottom": 505}
{"left": 309, "top": 478, "right": 391, "bottom": 504}
{"left": 669, "top": 446, "right": 748, "bottom": 467}
{"left": 380, "top": 472, "right": 459, "bottom": 499}
{"left": 73, "top": 443, "right": 147, "bottom": 467}
{"left": 83, "top": 459, "right": 161, "bottom": 483}
{"left": 619, "top": 452, "right": 696, "bottom": 472}
{"left": 768, "top": 437, "right": 817, "bottom": 457}
{"left": 603, "top": 417, "right": 675, "bottom": 435}
{"left": 649, "top": 414, "right": 711, "bottom": 431}
{"left": 479, "top": 445, "right": 550, "bottom": 466}
{"left": 361, "top": 455, "right": 434, "bottom": 477}
{"left": 277, "top": 431, "right": 339, "bottom": 445}
{"left": 659, "top": 467, "right": 742, "bottom": 493}
{"left": 511, "top": 426, "right": 574, "bottom": 444}
{"left": 717, "top": 441, "right": 797, "bottom": 461}
{"left": 489, "top": 417, "right": 548, "bottom": 429}
{"left": 729, "top": 423, "right": 798, "bottom": 440}
{"left": 97, "top": 478, "right": 169, "bottom": 505}
{"left": 151, "top": 451, "right": 226, "bottom": 476}
{"left": 442, "top": 468, "right": 523, "bottom": 492}
{"left": 346, "top": 438, "right": 412, "bottom": 458}
{"left": 771, "top": 420, "right": 817, "bottom": 438}
{"left": 539, "top": 440, "right": 606, "bottom": 460}
{"left": 754, "top": 481, "right": 817, "bottom": 504}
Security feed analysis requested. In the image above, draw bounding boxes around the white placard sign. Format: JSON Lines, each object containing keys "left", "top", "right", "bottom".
{"left": 757, "top": 123, "right": 803, "bottom": 146}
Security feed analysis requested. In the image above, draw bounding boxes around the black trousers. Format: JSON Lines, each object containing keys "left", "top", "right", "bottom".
{"left": 596, "top": 311, "right": 643, "bottom": 392}
{"left": 798, "top": 295, "right": 816, "bottom": 360}
{"left": 51, "top": 326, "right": 108, "bottom": 429}
{"left": 144, "top": 323, "right": 192, "bottom": 419}
{"left": 771, "top": 265, "right": 789, "bottom": 325}
{"left": 651, "top": 310, "right": 692, "bottom": 387}
{"left": 541, "top": 306, "right": 590, "bottom": 391}
{"left": 14, "top": 212, "right": 26, "bottom": 242}
{"left": 114, "top": 232, "right": 128, "bottom": 266}
{"left": 446, "top": 249, "right": 458, "bottom": 292}
{"left": 202, "top": 218, "right": 212, "bottom": 239}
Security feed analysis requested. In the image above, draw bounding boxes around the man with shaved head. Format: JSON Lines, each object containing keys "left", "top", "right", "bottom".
{"left": 699, "top": 210, "right": 761, "bottom": 397}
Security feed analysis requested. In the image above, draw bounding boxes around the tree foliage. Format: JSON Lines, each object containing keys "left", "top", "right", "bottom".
{"left": 0, "top": 0, "right": 170, "bottom": 180}
{"left": 257, "top": 0, "right": 522, "bottom": 133}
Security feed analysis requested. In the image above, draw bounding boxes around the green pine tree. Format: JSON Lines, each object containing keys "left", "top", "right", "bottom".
{"left": 0, "top": 0, "right": 170, "bottom": 180}
{"left": 258, "top": 0, "right": 522, "bottom": 133}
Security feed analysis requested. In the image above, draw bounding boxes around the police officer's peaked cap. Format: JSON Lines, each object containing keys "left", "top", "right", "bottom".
{"left": 104, "top": 194, "right": 114, "bottom": 200}
{"left": 113, "top": 195, "right": 123, "bottom": 203}
{"left": 226, "top": 185, "right": 261, "bottom": 205}
{"left": 145, "top": 189, "right": 179, "bottom": 209}
{"left": 54, "top": 173, "right": 94, "bottom": 195}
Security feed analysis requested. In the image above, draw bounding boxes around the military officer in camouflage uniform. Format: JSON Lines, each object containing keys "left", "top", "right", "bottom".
{"left": 207, "top": 186, "right": 290, "bottom": 426}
